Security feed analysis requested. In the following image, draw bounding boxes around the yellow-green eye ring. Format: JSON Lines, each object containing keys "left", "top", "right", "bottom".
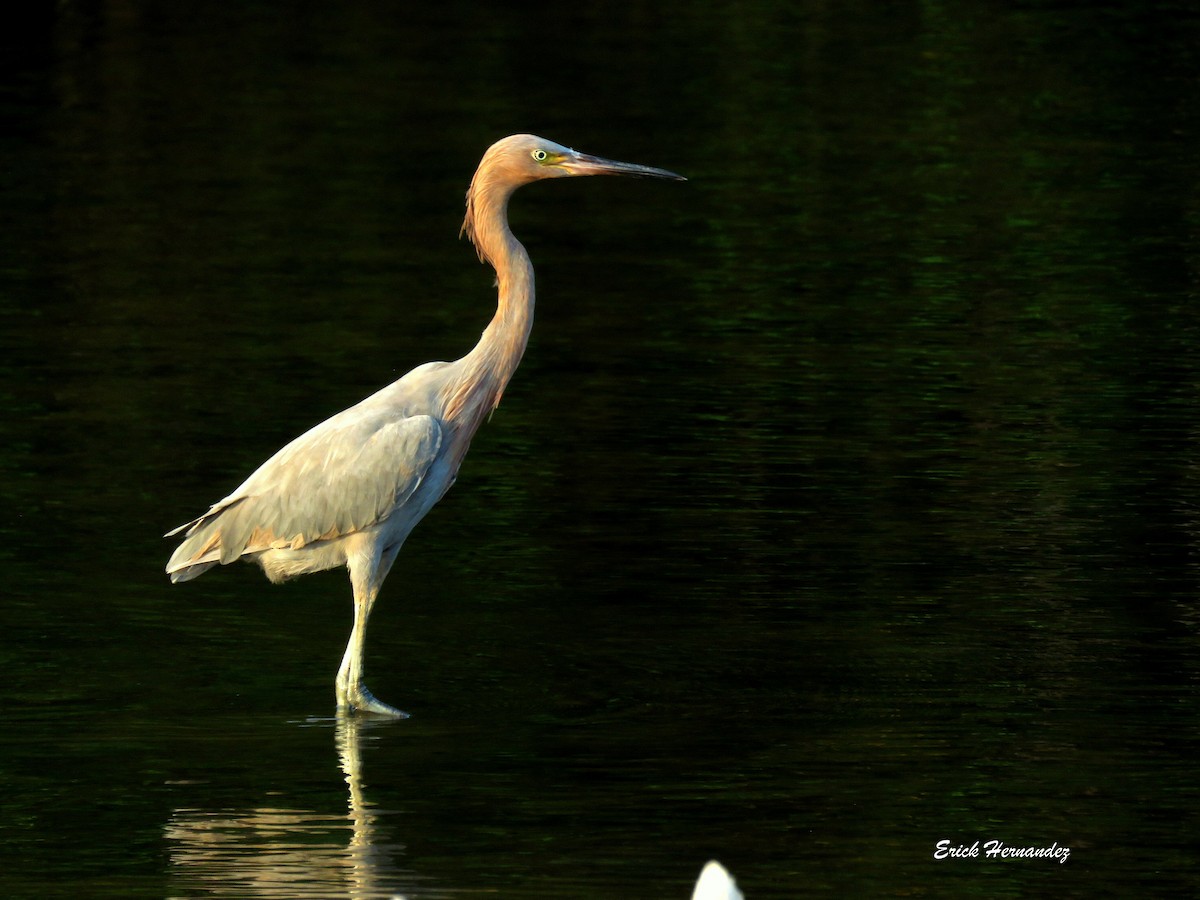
{"left": 531, "top": 149, "right": 548, "bottom": 162}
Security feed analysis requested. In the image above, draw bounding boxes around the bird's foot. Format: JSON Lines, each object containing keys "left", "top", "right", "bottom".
{"left": 339, "top": 682, "right": 410, "bottom": 718}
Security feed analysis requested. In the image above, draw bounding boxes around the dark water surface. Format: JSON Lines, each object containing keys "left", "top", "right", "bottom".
{"left": 3, "top": 2, "right": 1199, "bottom": 897}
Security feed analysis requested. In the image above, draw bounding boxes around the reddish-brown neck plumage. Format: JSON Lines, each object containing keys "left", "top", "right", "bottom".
{"left": 444, "top": 163, "right": 537, "bottom": 431}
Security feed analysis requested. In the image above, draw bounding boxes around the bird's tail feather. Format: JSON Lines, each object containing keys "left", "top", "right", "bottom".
{"left": 168, "top": 560, "right": 219, "bottom": 583}
{"left": 164, "top": 491, "right": 258, "bottom": 579}
{"left": 165, "top": 502, "right": 239, "bottom": 581}
{"left": 165, "top": 522, "right": 224, "bottom": 580}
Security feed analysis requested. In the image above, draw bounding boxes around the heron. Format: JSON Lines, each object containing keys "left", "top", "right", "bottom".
{"left": 165, "top": 134, "right": 684, "bottom": 716}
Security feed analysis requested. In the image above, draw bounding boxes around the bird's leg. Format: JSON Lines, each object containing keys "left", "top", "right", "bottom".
{"left": 336, "top": 577, "right": 408, "bottom": 718}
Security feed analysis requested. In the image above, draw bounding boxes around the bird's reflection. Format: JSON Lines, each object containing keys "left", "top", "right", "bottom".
{"left": 166, "top": 716, "right": 727, "bottom": 897}
{"left": 164, "top": 714, "right": 437, "bottom": 899}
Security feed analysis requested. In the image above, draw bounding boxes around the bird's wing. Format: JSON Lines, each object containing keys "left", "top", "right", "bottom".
{"left": 166, "top": 411, "right": 442, "bottom": 573}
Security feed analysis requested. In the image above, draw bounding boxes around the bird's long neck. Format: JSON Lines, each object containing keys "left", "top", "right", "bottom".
{"left": 445, "top": 180, "right": 535, "bottom": 430}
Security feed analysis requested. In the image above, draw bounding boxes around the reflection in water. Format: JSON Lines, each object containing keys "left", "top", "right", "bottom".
{"left": 165, "top": 716, "right": 437, "bottom": 900}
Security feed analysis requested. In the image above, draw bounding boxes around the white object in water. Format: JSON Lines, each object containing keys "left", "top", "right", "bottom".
{"left": 692, "top": 860, "right": 743, "bottom": 900}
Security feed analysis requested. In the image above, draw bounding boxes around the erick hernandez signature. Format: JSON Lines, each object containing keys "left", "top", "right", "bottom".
{"left": 935, "top": 839, "right": 1070, "bottom": 864}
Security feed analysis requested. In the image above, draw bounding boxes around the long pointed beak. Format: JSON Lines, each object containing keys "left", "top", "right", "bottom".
{"left": 561, "top": 151, "right": 687, "bottom": 181}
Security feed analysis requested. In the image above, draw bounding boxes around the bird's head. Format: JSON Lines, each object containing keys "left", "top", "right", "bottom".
{"left": 462, "top": 134, "right": 684, "bottom": 259}
{"left": 480, "top": 133, "right": 686, "bottom": 185}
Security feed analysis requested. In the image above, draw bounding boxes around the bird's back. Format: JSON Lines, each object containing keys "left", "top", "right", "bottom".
{"left": 166, "top": 361, "right": 462, "bottom": 582}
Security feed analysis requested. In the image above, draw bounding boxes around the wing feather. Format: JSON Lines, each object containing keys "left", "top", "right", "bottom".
{"left": 166, "top": 411, "right": 442, "bottom": 580}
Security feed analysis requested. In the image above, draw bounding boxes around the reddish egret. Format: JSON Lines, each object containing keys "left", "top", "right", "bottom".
{"left": 166, "top": 134, "right": 684, "bottom": 715}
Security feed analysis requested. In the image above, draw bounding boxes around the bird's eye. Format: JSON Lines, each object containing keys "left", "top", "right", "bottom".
{"left": 531, "top": 149, "right": 548, "bottom": 162}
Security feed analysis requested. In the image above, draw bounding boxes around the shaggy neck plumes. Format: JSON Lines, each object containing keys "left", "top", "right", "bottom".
{"left": 445, "top": 172, "right": 536, "bottom": 429}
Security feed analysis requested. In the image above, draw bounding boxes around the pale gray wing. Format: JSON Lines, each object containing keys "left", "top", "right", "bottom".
{"left": 166, "top": 412, "right": 442, "bottom": 577}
